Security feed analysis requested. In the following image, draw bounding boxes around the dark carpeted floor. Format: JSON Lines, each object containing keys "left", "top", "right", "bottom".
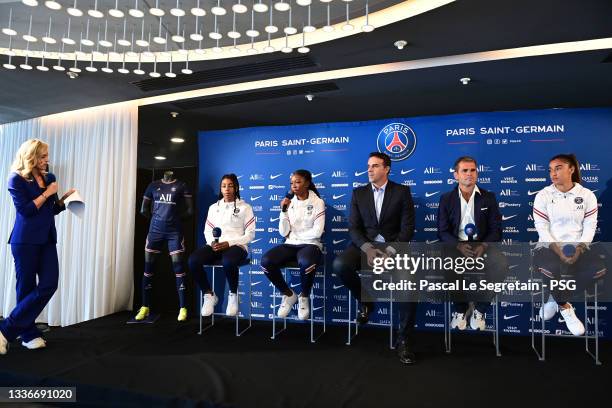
{"left": 0, "top": 312, "right": 609, "bottom": 407}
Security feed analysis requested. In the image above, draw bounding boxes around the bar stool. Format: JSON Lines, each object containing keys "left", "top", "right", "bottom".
{"left": 271, "top": 258, "right": 326, "bottom": 343}
{"left": 198, "top": 256, "right": 252, "bottom": 337}
{"left": 530, "top": 251, "right": 602, "bottom": 365}
{"left": 345, "top": 270, "right": 395, "bottom": 350}
{"left": 443, "top": 294, "right": 501, "bottom": 356}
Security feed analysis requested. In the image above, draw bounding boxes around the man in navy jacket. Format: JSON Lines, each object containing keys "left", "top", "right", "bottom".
{"left": 334, "top": 152, "right": 417, "bottom": 364}
{"left": 437, "top": 156, "right": 506, "bottom": 331}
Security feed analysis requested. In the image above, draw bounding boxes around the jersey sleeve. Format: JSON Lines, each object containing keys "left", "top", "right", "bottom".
{"left": 143, "top": 182, "right": 154, "bottom": 201}
{"left": 204, "top": 205, "right": 215, "bottom": 245}
{"left": 533, "top": 190, "right": 556, "bottom": 243}
{"left": 182, "top": 182, "right": 192, "bottom": 198}
{"left": 579, "top": 190, "right": 598, "bottom": 243}
{"left": 279, "top": 206, "right": 291, "bottom": 237}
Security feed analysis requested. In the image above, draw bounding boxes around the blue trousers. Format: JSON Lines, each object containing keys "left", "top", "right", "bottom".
{"left": 261, "top": 244, "right": 322, "bottom": 297}
{"left": 0, "top": 243, "right": 59, "bottom": 343}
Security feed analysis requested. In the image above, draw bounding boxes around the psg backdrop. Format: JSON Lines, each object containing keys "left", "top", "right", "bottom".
{"left": 198, "top": 107, "right": 612, "bottom": 339}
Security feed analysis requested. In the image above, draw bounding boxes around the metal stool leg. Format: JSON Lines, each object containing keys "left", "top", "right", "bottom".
{"left": 199, "top": 266, "right": 217, "bottom": 334}
{"left": 271, "top": 268, "right": 288, "bottom": 340}
{"left": 236, "top": 260, "right": 253, "bottom": 337}
{"left": 493, "top": 294, "right": 501, "bottom": 357}
{"left": 444, "top": 296, "right": 452, "bottom": 354}
{"left": 310, "top": 263, "right": 326, "bottom": 343}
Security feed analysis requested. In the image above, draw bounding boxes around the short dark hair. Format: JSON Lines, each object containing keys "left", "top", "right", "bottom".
{"left": 453, "top": 156, "right": 477, "bottom": 172}
{"left": 369, "top": 152, "right": 391, "bottom": 169}
{"left": 549, "top": 153, "right": 581, "bottom": 184}
{"left": 217, "top": 173, "right": 241, "bottom": 200}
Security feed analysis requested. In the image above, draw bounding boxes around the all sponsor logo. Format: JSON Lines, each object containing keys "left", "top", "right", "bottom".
{"left": 423, "top": 167, "right": 442, "bottom": 174}
{"left": 525, "top": 164, "right": 546, "bottom": 172}
{"left": 332, "top": 170, "right": 349, "bottom": 178}
{"left": 580, "top": 163, "right": 600, "bottom": 171}
{"left": 249, "top": 174, "right": 264, "bottom": 181}
{"left": 500, "top": 189, "right": 519, "bottom": 197}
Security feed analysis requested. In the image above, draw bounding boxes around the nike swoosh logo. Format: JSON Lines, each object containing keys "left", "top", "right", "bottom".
{"left": 500, "top": 165, "right": 516, "bottom": 172}
{"left": 237, "top": 175, "right": 244, "bottom": 179}
{"left": 425, "top": 192, "right": 439, "bottom": 198}
{"left": 426, "top": 239, "right": 439, "bottom": 244}
{"left": 333, "top": 194, "right": 346, "bottom": 200}
{"left": 401, "top": 169, "right": 415, "bottom": 175}
{"left": 508, "top": 264, "right": 518, "bottom": 269}
{"left": 354, "top": 170, "right": 368, "bottom": 177}
{"left": 250, "top": 196, "right": 262, "bottom": 201}
{"left": 290, "top": 283, "right": 301, "bottom": 288}
{"left": 312, "top": 172, "right": 324, "bottom": 178}
{"left": 481, "top": 207, "right": 488, "bottom": 211}
{"left": 504, "top": 314, "right": 519, "bottom": 320}
{"left": 251, "top": 281, "right": 262, "bottom": 287}
{"left": 270, "top": 217, "right": 280, "bottom": 222}
{"left": 502, "top": 215, "right": 517, "bottom": 221}
{"left": 333, "top": 284, "right": 344, "bottom": 290}
{"left": 527, "top": 190, "right": 539, "bottom": 196}
{"left": 333, "top": 239, "right": 346, "bottom": 245}
{"left": 312, "top": 306, "right": 324, "bottom": 311}
{"left": 270, "top": 304, "right": 280, "bottom": 309}
{"left": 251, "top": 238, "right": 262, "bottom": 243}
{"left": 270, "top": 174, "right": 282, "bottom": 180}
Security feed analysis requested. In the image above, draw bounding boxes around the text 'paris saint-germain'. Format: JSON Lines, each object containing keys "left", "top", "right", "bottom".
{"left": 254, "top": 136, "right": 350, "bottom": 147}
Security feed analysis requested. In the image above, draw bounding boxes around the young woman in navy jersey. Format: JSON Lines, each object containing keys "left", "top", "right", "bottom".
{"left": 189, "top": 174, "right": 256, "bottom": 317}
{"left": 533, "top": 153, "right": 606, "bottom": 336}
{"left": 261, "top": 170, "right": 325, "bottom": 320}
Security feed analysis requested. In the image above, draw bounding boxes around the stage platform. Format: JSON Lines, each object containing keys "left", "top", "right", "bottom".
{"left": 0, "top": 312, "right": 610, "bottom": 407}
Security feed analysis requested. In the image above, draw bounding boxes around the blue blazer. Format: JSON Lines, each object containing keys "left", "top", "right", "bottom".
{"left": 349, "top": 180, "right": 415, "bottom": 248}
{"left": 437, "top": 185, "right": 502, "bottom": 243}
{"left": 8, "top": 171, "right": 65, "bottom": 245}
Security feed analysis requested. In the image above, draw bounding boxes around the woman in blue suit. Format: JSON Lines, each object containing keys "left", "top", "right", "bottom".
{"left": 0, "top": 139, "right": 74, "bottom": 355}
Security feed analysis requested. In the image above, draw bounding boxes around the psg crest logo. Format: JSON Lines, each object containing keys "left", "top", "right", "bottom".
{"left": 377, "top": 123, "right": 417, "bottom": 161}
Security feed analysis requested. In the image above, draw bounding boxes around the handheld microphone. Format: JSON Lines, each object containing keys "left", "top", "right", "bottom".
{"left": 464, "top": 223, "right": 477, "bottom": 242}
{"left": 212, "top": 227, "right": 222, "bottom": 244}
{"left": 282, "top": 192, "right": 294, "bottom": 212}
{"left": 562, "top": 244, "right": 576, "bottom": 258}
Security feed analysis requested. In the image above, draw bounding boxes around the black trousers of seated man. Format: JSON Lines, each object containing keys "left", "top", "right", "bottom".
{"left": 333, "top": 243, "right": 418, "bottom": 345}
{"left": 442, "top": 242, "right": 508, "bottom": 315}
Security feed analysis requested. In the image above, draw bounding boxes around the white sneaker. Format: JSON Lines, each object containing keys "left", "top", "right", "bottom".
{"left": 560, "top": 304, "right": 585, "bottom": 336}
{"left": 226, "top": 292, "right": 239, "bottom": 317}
{"left": 450, "top": 312, "right": 467, "bottom": 330}
{"left": 22, "top": 337, "right": 46, "bottom": 350}
{"left": 539, "top": 295, "right": 559, "bottom": 321}
{"left": 277, "top": 291, "right": 298, "bottom": 318}
{"left": 0, "top": 330, "right": 8, "bottom": 355}
{"left": 470, "top": 309, "right": 486, "bottom": 330}
{"left": 297, "top": 295, "right": 310, "bottom": 320}
{"left": 201, "top": 293, "right": 218, "bottom": 317}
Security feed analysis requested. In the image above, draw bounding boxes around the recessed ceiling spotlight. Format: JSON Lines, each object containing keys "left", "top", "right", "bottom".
{"left": 154, "top": 155, "right": 167, "bottom": 160}
{"left": 394, "top": 40, "right": 407, "bottom": 50}
{"left": 171, "top": 137, "right": 185, "bottom": 143}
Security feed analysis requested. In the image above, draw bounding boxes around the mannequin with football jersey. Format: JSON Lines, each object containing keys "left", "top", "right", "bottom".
{"left": 134, "top": 170, "right": 194, "bottom": 322}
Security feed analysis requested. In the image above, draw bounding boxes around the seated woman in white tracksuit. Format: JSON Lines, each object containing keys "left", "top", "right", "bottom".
{"left": 261, "top": 169, "right": 325, "bottom": 320}
{"left": 189, "top": 174, "right": 256, "bottom": 317}
{"left": 533, "top": 153, "right": 606, "bottom": 336}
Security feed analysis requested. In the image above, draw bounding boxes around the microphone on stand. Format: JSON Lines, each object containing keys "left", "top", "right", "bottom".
{"left": 282, "top": 192, "right": 294, "bottom": 212}
{"left": 212, "top": 227, "right": 222, "bottom": 244}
